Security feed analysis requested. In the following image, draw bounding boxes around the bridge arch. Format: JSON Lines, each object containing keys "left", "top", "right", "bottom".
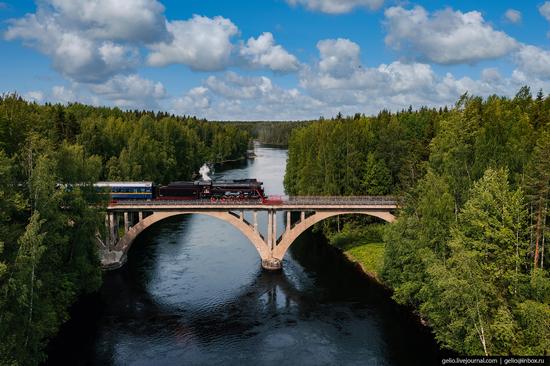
{"left": 272, "top": 210, "right": 395, "bottom": 261}
{"left": 114, "top": 211, "right": 270, "bottom": 260}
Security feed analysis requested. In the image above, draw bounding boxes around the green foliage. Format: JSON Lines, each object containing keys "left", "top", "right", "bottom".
{"left": 420, "top": 169, "right": 529, "bottom": 355}
{"left": 284, "top": 108, "right": 438, "bottom": 196}
{"left": 284, "top": 88, "right": 550, "bottom": 356}
{"left": 225, "top": 121, "right": 309, "bottom": 146}
{"left": 0, "top": 94, "right": 252, "bottom": 365}
{"left": 362, "top": 153, "right": 391, "bottom": 195}
{"left": 345, "top": 243, "right": 385, "bottom": 280}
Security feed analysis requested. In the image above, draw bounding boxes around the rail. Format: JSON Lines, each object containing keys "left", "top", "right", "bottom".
{"left": 108, "top": 196, "right": 399, "bottom": 207}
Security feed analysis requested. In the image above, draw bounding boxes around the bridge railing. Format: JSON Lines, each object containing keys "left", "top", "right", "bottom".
{"left": 108, "top": 195, "right": 398, "bottom": 207}
{"left": 286, "top": 196, "right": 398, "bottom": 204}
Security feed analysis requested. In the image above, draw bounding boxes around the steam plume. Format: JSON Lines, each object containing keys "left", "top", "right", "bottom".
{"left": 199, "top": 163, "right": 211, "bottom": 181}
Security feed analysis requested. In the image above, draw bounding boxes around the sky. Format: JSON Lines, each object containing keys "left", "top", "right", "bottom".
{"left": 1, "top": 0, "right": 550, "bottom": 120}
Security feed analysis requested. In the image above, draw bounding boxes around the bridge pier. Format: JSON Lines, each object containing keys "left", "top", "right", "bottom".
{"left": 261, "top": 257, "right": 282, "bottom": 270}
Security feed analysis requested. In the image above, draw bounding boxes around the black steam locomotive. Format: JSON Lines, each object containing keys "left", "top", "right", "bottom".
{"left": 158, "top": 179, "right": 265, "bottom": 201}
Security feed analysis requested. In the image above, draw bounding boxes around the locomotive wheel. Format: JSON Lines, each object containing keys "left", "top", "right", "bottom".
{"left": 211, "top": 197, "right": 218, "bottom": 203}
{"left": 220, "top": 197, "right": 227, "bottom": 203}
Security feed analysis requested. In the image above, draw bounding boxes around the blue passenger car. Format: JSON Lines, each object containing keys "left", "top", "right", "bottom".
{"left": 94, "top": 182, "right": 154, "bottom": 200}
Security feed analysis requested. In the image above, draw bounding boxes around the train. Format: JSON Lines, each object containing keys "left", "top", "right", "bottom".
{"left": 94, "top": 179, "right": 267, "bottom": 202}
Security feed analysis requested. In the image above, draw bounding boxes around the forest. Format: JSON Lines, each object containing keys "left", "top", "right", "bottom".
{"left": 0, "top": 94, "right": 250, "bottom": 365}
{"left": 225, "top": 120, "right": 310, "bottom": 146}
{"left": 284, "top": 87, "right": 550, "bottom": 356}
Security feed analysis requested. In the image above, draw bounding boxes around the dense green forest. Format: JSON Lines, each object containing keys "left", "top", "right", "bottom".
{"left": 225, "top": 121, "right": 310, "bottom": 146}
{"left": 0, "top": 94, "right": 250, "bottom": 365}
{"left": 284, "top": 87, "right": 550, "bottom": 355}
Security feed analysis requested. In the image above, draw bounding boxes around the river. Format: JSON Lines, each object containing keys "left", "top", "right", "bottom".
{"left": 46, "top": 144, "right": 443, "bottom": 366}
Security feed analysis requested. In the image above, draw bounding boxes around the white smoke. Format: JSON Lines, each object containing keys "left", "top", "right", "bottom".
{"left": 199, "top": 163, "right": 211, "bottom": 181}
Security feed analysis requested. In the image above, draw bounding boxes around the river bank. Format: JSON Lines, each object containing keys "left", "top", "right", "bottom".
{"left": 333, "top": 239, "right": 433, "bottom": 326}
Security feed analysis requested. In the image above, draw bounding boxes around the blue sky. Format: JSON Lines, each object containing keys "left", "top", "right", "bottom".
{"left": 1, "top": 0, "right": 550, "bottom": 120}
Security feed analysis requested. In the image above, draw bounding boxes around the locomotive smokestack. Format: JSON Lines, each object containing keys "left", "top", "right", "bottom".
{"left": 199, "top": 163, "right": 211, "bottom": 181}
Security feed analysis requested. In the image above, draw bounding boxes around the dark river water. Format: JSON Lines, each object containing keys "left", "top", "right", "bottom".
{"left": 46, "top": 144, "right": 443, "bottom": 366}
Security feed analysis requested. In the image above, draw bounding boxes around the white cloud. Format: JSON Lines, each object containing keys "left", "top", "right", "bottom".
{"left": 240, "top": 32, "right": 299, "bottom": 72}
{"left": 4, "top": 7, "right": 140, "bottom": 82}
{"left": 514, "top": 45, "right": 550, "bottom": 80}
{"left": 52, "top": 85, "right": 76, "bottom": 104}
{"left": 540, "top": 2, "right": 550, "bottom": 22}
{"left": 89, "top": 74, "right": 166, "bottom": 108}
{"left": 505, "top": 9, "right": 521, "bottom": 24}
{"left": 286, "top": 0, "right": 384, "bottom": 14}
{"left": 481, "top": 68, "right": 502, "bottom": 83}
{"left": 147, "top": 15, "right": 238, "bottom": 71}
{"left": 295, "top": 37, "right": 549, "bottom": 116}
{"left": 206, "top": 72, "right": 274, "bottom": 100}
{"left": 24, "top": 91, "right": 44, "bottom": 103}
{"left": 173, "top": 72, "right": 324, "bottom": 120}
{"left": 317, "top": 38, "right": 361, "bottom": 78}
{"left": 377, "top": 62, "right": 435, "bottom": 94}
{"left": 384, "top": 6, "right": 518, "bottom": 64}
{"left": 47, "top": 0, "right": 168, "bottom": 42}
{"left": 172, "top": 87, "right": 210, "bottom": 114}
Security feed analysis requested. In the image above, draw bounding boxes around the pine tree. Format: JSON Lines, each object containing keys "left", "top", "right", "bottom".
{"left": 525, "top": 131, "right": 550, "bottom": 269}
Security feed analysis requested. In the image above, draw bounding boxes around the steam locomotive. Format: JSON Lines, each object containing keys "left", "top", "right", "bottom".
{"left": 95, "top": 179, "right": 266, "bottom": 202}
{"left": 158, "top": 179, "right": 265, "bottom": 201}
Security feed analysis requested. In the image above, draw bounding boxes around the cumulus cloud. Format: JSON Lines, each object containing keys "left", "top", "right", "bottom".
{"left": 4, "top": 3, "right": 143, "bottom": 82}
{"left": 52, "top": 85, "right": 76, "bottom": 104}
{"left": 89, "top": 74, "right": 166, "bottom": 108}
{"left": 176, "top": 62, "right": 550, "bottom": 120}
{"left": 172, "top": 87, "right": 210, "bottom": 114}
{"left": 173, "top": 72, "right": 324, "bottom": 120}
{"left": 481, "top": 68, "right": 502, "bottom": 83}
{"left": 206, "top": 72, "right": 275, "bottom": 99}
{"left": 317, "top": 38, "right": 361, "bottom": 78}
{"left": 240, "top": 32, "right": 299, "bottom": 72}
{"left": 5, "top": 1, "right": 301, "bottom": 83}
{"left": 505, "top": 9, "right": 521, "bottom": 24}
{"left": 294, "top": 37, "right": 548, "bottom": 116}
{"left": 300, "top": 59, "right": 439, "bottom": 108}
{"left": 47, "top": 0, "right": 168, "bottom": 43}
{"left": 514, "top": 45, "right": 550, "bottom": 80}
{"left": 286, "top": 0, "right": 384, "bottom": 14}
{"left": 24, "top": 91, "right": 44, "bottom": 103}
{"left": 540, "top": 2, "right": 550, "bottom": 22}
{"left": 384, "top": 6, "right": 518, "bottom": 64}
{"left": 147, "top": 15, "right": 238, "bottom": 71}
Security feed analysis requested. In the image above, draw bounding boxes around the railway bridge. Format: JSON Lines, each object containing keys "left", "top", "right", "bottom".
{"left": 98, "top": 196, "right": 398, "bottom": 270}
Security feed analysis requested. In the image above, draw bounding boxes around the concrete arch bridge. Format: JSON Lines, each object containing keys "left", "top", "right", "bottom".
{"left": 98, "top": 196, "right": 397, "bottom": 270}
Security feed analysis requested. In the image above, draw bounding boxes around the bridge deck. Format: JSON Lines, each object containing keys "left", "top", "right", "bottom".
{"left": 107, "top": 196, "right": 398, "bottom": 211}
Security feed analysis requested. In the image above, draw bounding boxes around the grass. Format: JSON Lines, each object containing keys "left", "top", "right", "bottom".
{"left": 328, "top": 223, "right": 386, "bottom": 281}
{"left": 344, "top": 242, "right": 385, "bottom": 280}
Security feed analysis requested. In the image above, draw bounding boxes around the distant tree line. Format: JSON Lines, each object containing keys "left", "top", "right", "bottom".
{"left": 0, "top": 94, "right": 250, "bottom": 365}
{"left": 223, "top": 121, "right": 311, "bottom": 146}
{"left": 284, "top": 87, "right": 550, "bottom": 355}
